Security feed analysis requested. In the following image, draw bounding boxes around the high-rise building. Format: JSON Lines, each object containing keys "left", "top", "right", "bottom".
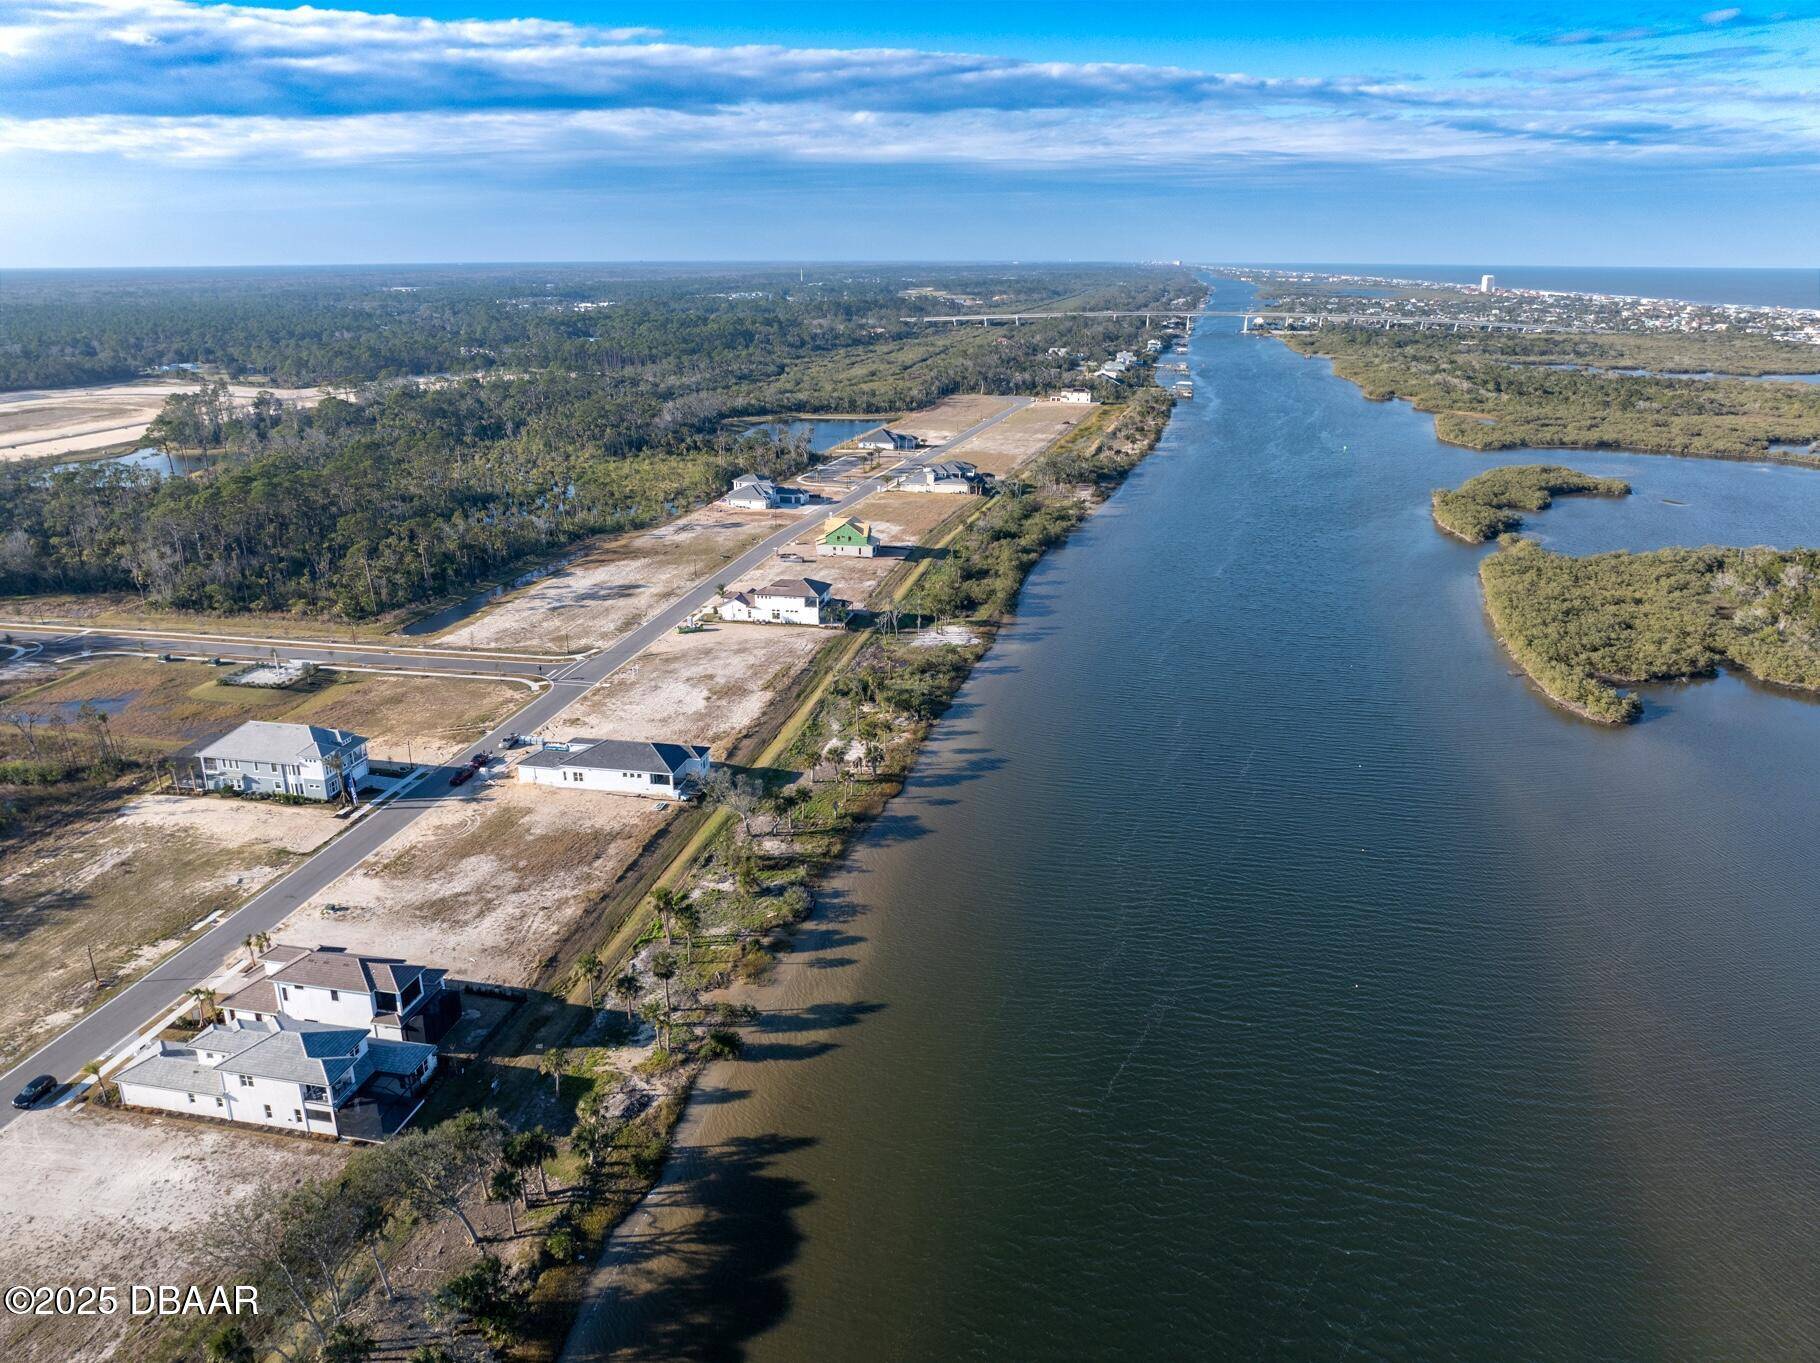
{"left": 1480, "top": 273, "right": 1497, "bottom": 293}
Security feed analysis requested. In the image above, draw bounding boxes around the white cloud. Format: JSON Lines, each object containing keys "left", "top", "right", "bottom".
{"left": 0, "top": 0, "right": 1813, "bottom": 174}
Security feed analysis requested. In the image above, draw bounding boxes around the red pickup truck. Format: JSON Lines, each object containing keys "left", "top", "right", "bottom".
{"left": 449, "top": 754, "right": 486, "bottom": 787}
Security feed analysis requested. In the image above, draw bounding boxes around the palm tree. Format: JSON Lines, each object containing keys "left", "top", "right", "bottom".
{"left": 672, "top": 900, "right": 701, "bottom": 966}
{"left": 241, "top": 931, "right": 271, "bottom": 967}
{"left": 184, "top": 986, "right": 219, "bottom": 1027}
{"left": 537, "top": 1048, "right": 567, "bottom": 1101}
{"left": 573, "top": 951, "right": 602, "bottom": 1010}
{"left": 649, "top": 952, "right": 678, "bottom": 1049}
{"left": 649, "top": 886, "right": 680, "bottom": 946}
{"left": 487, "top": 1166, "right": 523, "bottom": 1235}
{"left": 611, "top": 971, "right": 641, "bottom": 1024}
{"left": 509, "top": 1127, "right": 557, "bottom": 1199}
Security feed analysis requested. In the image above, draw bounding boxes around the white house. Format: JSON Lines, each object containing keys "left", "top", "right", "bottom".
{"left": 854, "top": 427, "right": 919, "bottom": 452}
{"left": 220, "top": 944, "right": 458, "bottom": 1044}
{"left": 114, "top": 1016, "right": 437, "bottom": 1142}
{"left": 1053, "top": 388, "right": 1093, "bottom": 404}
{"left": 717, "top": 577, "right": 842, "bottom": 626}
{"left": 725, "top": 474, "right": 809, "bottom": 511}
{"left": 517, "top": 737, "right": 713, "bottom": 797}
{"left": 896, "top": 460, "right": 987, "bottom": 495}
{"left": 189, "top": 721, "right": 368, "bottom": 801}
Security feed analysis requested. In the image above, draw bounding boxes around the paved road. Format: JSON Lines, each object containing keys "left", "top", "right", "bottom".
{"left": 1, "top": 627, "right": 563, "bottom": 680}
{"left": 0, "top": 397, "right": 1032, "bottom": 1124}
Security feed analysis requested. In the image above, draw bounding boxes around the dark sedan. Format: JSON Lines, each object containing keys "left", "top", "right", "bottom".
{"left": 12, "top": 1074, "right": 57, "bottom": 1109}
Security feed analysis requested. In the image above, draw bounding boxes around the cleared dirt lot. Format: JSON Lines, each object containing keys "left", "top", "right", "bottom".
{"left": 281, "top": 624, "right": 831, "bottom": 986}
{"left": 0, "top": 1105, "right": 348, "bottom": 1363}
{"left": 0, "top": 379, "right": 323, "bottom": 463}
{"left": 279, "top": 777, "right": 661, "bottom": 985}
{"left": 886, "top": 393, "right": 1015, "bottom": 444}
{"left": 553, "top": 622, "right": 828, "bottom": 752}
{"left": 5, "top": 656, "right": 526, "bottom": 761}
{"left": 0, "top": 793, "right": 342, "bottom": 1066}
{"left": 725, "top": 490, "right": 973, "bottom": 608}
{"left": 433, "top": 505, "right": 795, "bottom": 651}
{"left": 946, "top": 398, "right": 1096, "bottom": 475}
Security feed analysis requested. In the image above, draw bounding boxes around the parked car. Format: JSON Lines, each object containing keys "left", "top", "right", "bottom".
{"left": 12, "top": 1074, "right": 57, "bottom": 1109}
{"left": 449, "top": 765, "right": 476, "bottom": 787}
{"left": 778, "top": 551, "right": 806, "bottom": 563}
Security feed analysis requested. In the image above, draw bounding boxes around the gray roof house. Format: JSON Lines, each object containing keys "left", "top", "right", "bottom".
{"left": 186, "top": 721, "right": 369, "bottom": 801}
{"left": 854, "top": 426, "right": 920, "bottom": 451}
{"left": 220, "top": 944, "right": 456, "bottom": 1044}
{"left": 114, "top": 1015, "right": 437, "bottom": 1141}
{"left": 896, "top": 460, "right": 987, "bottom": 494}
{"left": 518, "top": 737, "right": 714, "bottom": 798}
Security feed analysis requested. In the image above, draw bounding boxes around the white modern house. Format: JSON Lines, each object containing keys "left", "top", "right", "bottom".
{"left": 716, "top": 578, "right": 842, "bottom": 626}
{"left": 1053, "top": 388, "right": 1093, "bottom": 404}
{"left": 895, "top": 460, "right": 987, "bottom": 495}
{"left": 114, "top": 1016, "right": 437, "bottom": 1142}
{"left": 188, "top": 721, "right": 368, "bottom": 801}
{"left": 725, "top": 474, "right": 810, "bottom": 511}
{"left": 220, "top": 944, "right": 458, "bottom": 1045}
{"left": 854, "top": 427, "right": 919, "bottom": 452}
{"left": 517, "top": 737, "right": 713, "bottom": 797}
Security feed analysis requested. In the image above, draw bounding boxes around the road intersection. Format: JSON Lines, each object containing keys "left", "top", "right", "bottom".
{"left": 0, "top": 397, "right": 1032, "bottom": 1124}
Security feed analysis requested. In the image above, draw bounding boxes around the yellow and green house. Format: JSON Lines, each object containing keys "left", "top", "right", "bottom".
{"left": 816, "top": 515, "right": 878, "bottom": 558}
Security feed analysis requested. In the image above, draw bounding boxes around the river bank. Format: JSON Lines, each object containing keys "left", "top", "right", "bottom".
{"left": 549, "top": 388, "right": 1178, "bottom": 1359}
{"left": 545, "top": 275, "right": 1820, "bottom": 1363}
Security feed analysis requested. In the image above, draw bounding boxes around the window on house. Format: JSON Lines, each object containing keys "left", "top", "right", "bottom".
{"left": 293, "top": 1110, "right": 302, "bottom": 1123}
{"left": 186, "top": 1093, "right": 195, "bottom": 1104}
{"left": 239, "top": 1074, "right": 255, "bottom": 1088}
{"left": 214, "top": 1097, "right": 223, "bottom": 1107}
{"left": 329, "top": 989, "right": 339, "bottom": 1001}
{"left": 263, "top": 1104, "right": 272, "bottom": 1118}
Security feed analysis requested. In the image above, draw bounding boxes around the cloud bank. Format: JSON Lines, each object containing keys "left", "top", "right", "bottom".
{"left": 0, "top": 0, "right": 1815, "bottom": 174}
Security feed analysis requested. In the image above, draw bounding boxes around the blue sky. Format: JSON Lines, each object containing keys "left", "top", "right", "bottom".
{"left": 0, "top": 0, "right": 1815, "bottom": 267}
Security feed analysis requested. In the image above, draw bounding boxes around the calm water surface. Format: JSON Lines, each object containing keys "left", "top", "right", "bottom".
{"left": 567, "top": 278, "right": 1820, "bottom": 1363}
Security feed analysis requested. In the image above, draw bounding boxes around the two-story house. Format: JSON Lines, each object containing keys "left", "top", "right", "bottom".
{"left": 114, "top": 1016, "right": 437, "bottom": 1142}
{"left": 716, "top": 577, "right": 842, "bottom": 626}
{"left": 219, "top": 944, "right": 459, "bottom": 1044}
{"left": 189, "top": 721, "right": 369, "bottom": 801}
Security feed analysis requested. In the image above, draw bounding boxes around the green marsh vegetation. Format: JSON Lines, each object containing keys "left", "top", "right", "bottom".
{"left": 1431, "top": 464, "right": 1630, "bottom": 542}
{"left": 1279, "top": 328, "right": 1820, "bottom": 459}
{"left": 1480, "top": 540, "right": 1820, "bottom": 723}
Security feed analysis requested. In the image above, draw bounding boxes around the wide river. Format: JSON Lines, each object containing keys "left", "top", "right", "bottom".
{"left": 566, "top": 277, "right": 1820, "bottom": 1362}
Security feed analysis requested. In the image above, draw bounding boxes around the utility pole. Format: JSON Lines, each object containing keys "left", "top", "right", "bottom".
{"left": 87, "top": 945, "right": 100, "bottom": 985}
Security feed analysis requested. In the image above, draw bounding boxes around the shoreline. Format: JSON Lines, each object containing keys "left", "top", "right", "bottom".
{"left": 546, "top": 388, "right": 1182, "bottom": 1359}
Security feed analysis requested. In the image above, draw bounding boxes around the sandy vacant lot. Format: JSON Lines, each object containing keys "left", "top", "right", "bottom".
{"left": 0, "top": 379, "right": 323, "bottom": 462}
{"left": 553, "top": 622, "right": 828, "bottom": 752}
{"left": 947, "top": 399, "right": 1096, "bottom": 475}
{"left": 5, "top": 656, "right": 526, "bottom": 763}
{"left": 282, "top": 624, "right": 831, "bottom": 985}
{"left": 435, "top": 505, "right": 795, "bottom": 651}
{"left": 888, "top": 393, "right": 1015, "bottom": 444}
{"left": 724, "top": 490, "right": 970, "bottom": 609}
{"left": 0, "top": 1105, "right": 348, "bottom": 1363}
{"left": 280, "top": 777, "right": 661, "bottom": 985}
{"left": 0, "top": 794, "right": 342, "bottom": 1066}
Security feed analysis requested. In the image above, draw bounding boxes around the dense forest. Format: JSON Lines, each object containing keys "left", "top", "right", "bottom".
{"left": 1280, "top": 328, "right": 1820, "bottom": 458}
{"left": 1430, "top": 464, "right": 1629, "bottom": 542}
{"left": 0, "top": 264, "right": 1195, "bottom": 391}
{"left": 0, "top": 265, "right": 1198, "bottom": 618}
{"left": 1479, "top": 539, "right": 1820, "bottom": 722}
